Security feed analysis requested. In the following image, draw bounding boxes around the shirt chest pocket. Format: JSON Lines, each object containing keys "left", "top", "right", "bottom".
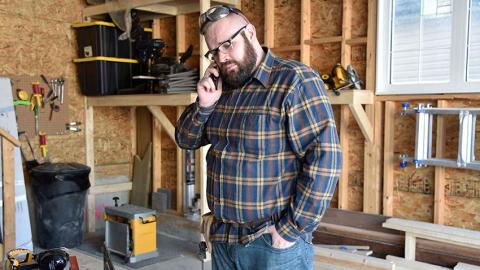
{"left": 240, "top": 112, "right": 283, "bottom": 157}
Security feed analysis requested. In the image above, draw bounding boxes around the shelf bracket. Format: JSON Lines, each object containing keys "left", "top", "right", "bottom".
{"left": 349, "top": 103, "right": 374, "bottom": 143}
{"left": 147, "top": 105, "right": 175, "bottom": 141}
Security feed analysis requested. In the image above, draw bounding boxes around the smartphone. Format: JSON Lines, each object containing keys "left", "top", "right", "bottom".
{"left": 210, "top": 74, "right": 219, "bottom": 89}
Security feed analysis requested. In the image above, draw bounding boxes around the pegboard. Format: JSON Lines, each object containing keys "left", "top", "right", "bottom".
{"left": 8, "top": 75, "right": 70, "bottom": 138}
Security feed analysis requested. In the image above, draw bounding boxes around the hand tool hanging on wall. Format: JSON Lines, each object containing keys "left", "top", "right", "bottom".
{"left": 40, "top": 74, "right": 54, "bottom": 99}
{"left": 14, "top": 89, "right": 31, "bottom": 106}
{"left": 39, "top": 132, "right": 47, "bottom": 159}
{"left": 48, "top": 96, "right": 60, "bottom": 121}
{"left": 30, "top": 82, "right": 42, "bottom": 109}
{"left": 59, "top": 77, "right": 65, "bottom": 104}
{"left": 30, "top": 82, "right": 42, "bottom": 135}
{"left": 65, "top": 121, "right": 82, "bottom": 132}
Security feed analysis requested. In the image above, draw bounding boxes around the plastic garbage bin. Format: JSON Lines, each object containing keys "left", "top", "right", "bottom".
{"left": 30, "top": 163, "right": 91, "bottom": 249}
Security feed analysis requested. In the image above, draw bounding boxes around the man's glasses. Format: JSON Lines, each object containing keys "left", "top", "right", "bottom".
{"left": 204, "top": 25, "right": 247, "bottom": 61}
{"left": 199, "top": 5, "right": 243, "bottom": 34}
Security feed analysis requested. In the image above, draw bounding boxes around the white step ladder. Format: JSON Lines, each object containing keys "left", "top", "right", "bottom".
{"left": 400, "top": 102, "right": 480, "bottom": 170}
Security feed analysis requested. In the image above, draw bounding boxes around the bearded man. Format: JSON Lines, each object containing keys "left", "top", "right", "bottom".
{"left": 175, "top": 5, "right": 342, "bottom": 270}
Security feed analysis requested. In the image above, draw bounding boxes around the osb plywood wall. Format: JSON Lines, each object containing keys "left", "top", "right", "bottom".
{"left": 392, "top": 98, "right": 480, "bottom": 228}
{"left": 0, "top": 0, "right": 131, "bottom": 170}
{"left": 4, "top": 0, "right": 480, "bottom": 230}
{"left": 152, "top": 0, "right": 369, "bottom": 212}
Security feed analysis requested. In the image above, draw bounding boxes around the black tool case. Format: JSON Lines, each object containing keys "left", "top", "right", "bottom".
{"left": 73, "top": 56, "right": 139, "bottom": 96}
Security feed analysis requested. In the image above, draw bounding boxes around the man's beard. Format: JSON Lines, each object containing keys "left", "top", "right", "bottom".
{"left": 219, "top": 34, "right": 257, "bottom": 90}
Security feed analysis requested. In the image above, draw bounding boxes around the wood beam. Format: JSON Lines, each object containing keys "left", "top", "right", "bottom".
{"left": 328, "top": 90, "right": 374, "bottom": 105}
{"left": 130, "top": 108, "right": 137, "bottom": 164}
{"left": 338, "top": 0, "right": 352, "bottom": 211}
{"left": 176, "top": 106, "right": 186, "bottom": 213}
{"left": 338, "top": 105, "right": 350, "bottom": 210}
{"left": 136, "top": 4, "right": 178, "bottom": 15}
{"left": 375, "top": 93, "right": 480, "bottom": 102}
{"left": 2, "top": 138, "right": 15, "bottom": 252}
{"left": 178, "top": 3, "right": 201, "bottom": 15}
{"left": 87, "top": 93, "right": 197, "bottom": 107}
{"left": 152, "top": 118, "right": 162, "bottom": 193}
{"left": 200, "top": 0, "right": 211, "bottom": 76}
{"left": 270, "top": 45, "right": 301, "bottom": 52}
{"left": 0, "top": 128, "right": 20, "bottom": 146}
{"left": 300, "top": 0, "right": 311, "bottom": 65}
{"left": 176, "top": 15, "right": 187, "bottom": 59}
{"left": 346, "top": 37, "right": 368, "bottom": 45}
{"left": 383, "top": 101, "right": 395, "bottom": 216}
{"left": 90, "top": 182, "right": 133, "bottom": 194}
{"left": 83, "top": 0, "right": 172, "bottom": 17}
{"left": 307, "top": 36, "right": 343, "bottom": 45}
{"left": 434, "top": 100, "right": 448, "bottom": 225}
{"left": 147, "top": 106, "right": 175, "bottom": 142}
{"left": 264, "top": 0, "right": 275, "bottom": 48}
{"left": 349, "top": 104, "right": 374, "bottom": 144}
{"left": 341, "top": 0, "right": 352, "bottom": 67}
{"left": 84, "top": 98, "right": 96, "bottom": 233}
{"left": 363, "top": 0, "right": 380, "bottom": 214}
{"left": 365, "top": 0, "right": 377, "bottom": 91}
{"left": 151, "top": 18, "right": 161, "bottom": 194}
{"left": 212, "top": 0, "right": 239, "bottom": 5}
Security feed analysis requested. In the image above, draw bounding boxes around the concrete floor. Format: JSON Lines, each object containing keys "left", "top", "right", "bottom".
{"left": 70, "top": 244, "right": 212, "bottom": 270}
{"left": 69, "top": 211, "right": 211, "bottom": 270}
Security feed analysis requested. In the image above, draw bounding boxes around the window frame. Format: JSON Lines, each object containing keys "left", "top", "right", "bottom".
{"left": 376, "top": 0, "right": 480, "bottom": 95}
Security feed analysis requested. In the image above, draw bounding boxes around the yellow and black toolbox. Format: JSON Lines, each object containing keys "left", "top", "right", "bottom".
{"left": 104, "top": 204, "right": 158, "bottom": 263}
{"left": 73, "top": 56, "right": 139, "bottom": 96}
{"left": 72, "top": 21, "right": 152, "bottom": 96}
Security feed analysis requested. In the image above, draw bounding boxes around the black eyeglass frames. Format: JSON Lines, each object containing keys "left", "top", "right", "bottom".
{"left": 204, "top": 25, "right": 247, "bottom": 61}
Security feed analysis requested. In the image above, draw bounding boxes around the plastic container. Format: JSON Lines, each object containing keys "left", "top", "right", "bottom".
{"left": 72, "top": 21, "right": 134, "bottom": 59}
{"left": 73, "top": 56, "right": 139, "bottom": 96}
{"left": 72, "top": 21, "right": 153, "bottom": 59}
{"left": 30, "top": 163, "right": 91, "bottom": 249}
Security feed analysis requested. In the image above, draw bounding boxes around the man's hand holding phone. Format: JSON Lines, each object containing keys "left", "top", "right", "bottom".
{"left": 197, "top": 63, "right": 222, "bottom": 108}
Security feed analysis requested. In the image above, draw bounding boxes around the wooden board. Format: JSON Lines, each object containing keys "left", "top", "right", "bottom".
{"left": 131, "top": 143, "right": 152, "bottom": 207}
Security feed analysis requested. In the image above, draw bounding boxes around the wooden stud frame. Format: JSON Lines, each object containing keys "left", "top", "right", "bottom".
{"left": 434, "top": 100, "right": 448, "bottom": 224}
{"left": 1, "top": 128, "right": 20, "bottom": 258}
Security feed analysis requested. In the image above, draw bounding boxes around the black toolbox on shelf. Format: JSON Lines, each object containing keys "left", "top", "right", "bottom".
{"left": 72, "top": 21, "right": 133, "bottom": 58}
{"left": 72, "top": 21, "right": 153, "bottom": 58}
{"left": 73, "top": 56, "right": 140, "bottom": 96}
{"left": 72, "top": 21, "right": 152, "bottom": 95}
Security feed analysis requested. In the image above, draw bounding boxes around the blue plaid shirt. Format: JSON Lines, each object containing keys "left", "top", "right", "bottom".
{"left": 175, "top": 48, "right": 342, "bottom": 244}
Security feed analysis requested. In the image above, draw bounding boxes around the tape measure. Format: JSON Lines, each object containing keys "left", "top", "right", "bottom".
{"left": 16, "top": 89, "right": 29, "bottom": 101}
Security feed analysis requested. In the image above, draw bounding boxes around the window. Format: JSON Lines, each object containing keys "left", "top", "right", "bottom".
{"left": 376, "top": 0, "right": 480, "bottom": 94}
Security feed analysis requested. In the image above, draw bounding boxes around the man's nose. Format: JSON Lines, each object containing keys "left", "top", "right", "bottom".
{"left": 217, "top": 50, "right": 230, "bottom": 63}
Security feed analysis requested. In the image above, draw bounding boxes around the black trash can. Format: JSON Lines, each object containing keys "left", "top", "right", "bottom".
{"left": 30, "top": 163, "right": 91, "bottom": 249}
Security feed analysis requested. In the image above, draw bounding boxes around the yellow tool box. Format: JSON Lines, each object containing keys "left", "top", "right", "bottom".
{"left": 104, "top": 204, "right": 158, "bottom": 263}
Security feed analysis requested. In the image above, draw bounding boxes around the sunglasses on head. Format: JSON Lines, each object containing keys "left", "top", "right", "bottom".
{"left": 199, "top": 5, "right": 243, "bottom": 34}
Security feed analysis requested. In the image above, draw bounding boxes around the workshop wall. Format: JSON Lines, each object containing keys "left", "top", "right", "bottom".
{"left": 4, "top": 0, "right": 480, "bottom": 231}
{"left": 236, "top": 0, "right": 480, "bottom": 230}
{"left": 0, "top": 0, "right": 132, "bottom": 176}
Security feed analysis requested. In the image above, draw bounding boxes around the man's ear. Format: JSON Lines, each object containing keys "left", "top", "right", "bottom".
{"left": 246, "top": 24, "right": 256, "bottom": 40}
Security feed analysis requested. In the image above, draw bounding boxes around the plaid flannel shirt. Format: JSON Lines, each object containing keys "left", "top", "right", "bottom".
{"left": 175, "top": 48, "right": 342, "bottom": 244}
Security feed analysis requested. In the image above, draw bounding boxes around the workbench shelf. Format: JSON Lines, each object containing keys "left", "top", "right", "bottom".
{"left": 86, "top": 93, "right": 197, "bottom": 107}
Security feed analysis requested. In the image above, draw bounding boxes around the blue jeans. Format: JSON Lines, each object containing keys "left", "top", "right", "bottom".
{"left": 212, "top": 234, "right": 313, "bottom": 270}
